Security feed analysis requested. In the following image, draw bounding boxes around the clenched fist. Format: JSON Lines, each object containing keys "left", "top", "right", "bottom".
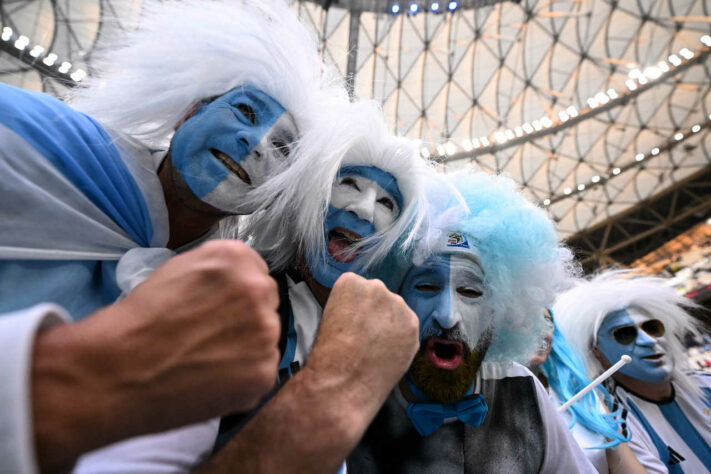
{"left": 32, "top": 240, "right": 280, "bottom": 471}
{"left": 306, "top": 272, "right": 420, "bottom": 434}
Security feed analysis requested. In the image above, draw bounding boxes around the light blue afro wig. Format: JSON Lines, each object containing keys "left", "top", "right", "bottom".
{"left": 412, "top": 170, "right": 579, "bottom": 363}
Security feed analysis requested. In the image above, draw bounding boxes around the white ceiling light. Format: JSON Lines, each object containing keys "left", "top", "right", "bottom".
{"left": 643, "top": 66, "right": 661, "bottom": 79}
{"left": 594, "top": 92, "right": 609, "bottom": 105}
{"left": 674, "top": 132, "right": 683, "bottom": 141}
{"left": 668, "top": 54, "right": 682, "bottom": 66}
{"left": 577, "top": 184, "right": 586, "bottom": 191}
{"left": 679, "top": 48, "right": 694, "bottom": 60}
{"left": 612, "top": 167, "right": 621, "bottom": 175}
{"left": 1, "top": 27, "right": 12, "bottom": 41}
{"left": 14, "top": 35, "right": 29, "bottom": 50}
{"left": 566, "top": 105, "right": 578, "bottom": 117}
{"left": 563, "top": 187, "right": 572, "bottom": 195}
{"left": 651, "top": 147, "right": 660, "bottom": 155}
{"left": 625, "top": 80, "right": 637, "bottom": 91}
{"left": 691, "top": 124, "right": 701, "bottom": 133}
{"left": 494, "top": 131, "right": 507, "bottom": 144}
{"left": 591, "top": 175, "right": 600, "bottom": 183}
{"left": 635, "top": 153, "right": 644, "bottom": 162}
{"left": 29, "top": 45, "right": 44, "bottom": 58}
{"left": 42, "top": 53, "right": 58, "bottom": 66}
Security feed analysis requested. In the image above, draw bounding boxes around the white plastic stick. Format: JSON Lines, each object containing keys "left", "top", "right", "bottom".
{"left": 557, "top": 355, "right": 631, "bottom": 413}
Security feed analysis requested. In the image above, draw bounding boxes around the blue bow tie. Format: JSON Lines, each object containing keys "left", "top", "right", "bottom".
{"left": 406, "top": 393, "right": 488, "bottom": 437}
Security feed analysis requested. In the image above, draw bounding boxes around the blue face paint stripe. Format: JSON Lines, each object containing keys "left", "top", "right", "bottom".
{"left": 0, "top": 83, "right": 153, "bottom": 247}
{"left": 170, "top": 85, "right": 286, "bottom": 199}
{"left": 278, "top": 301, "right": 298, "bottom": 372}
{"left": 338, "top": 165, "right": 404, "bottom": 210}
{"left": 626, "top": 398, "right": 685, "bottom": 473}
{"left": 659, "top": 400, "right": 711, "bottom": 468}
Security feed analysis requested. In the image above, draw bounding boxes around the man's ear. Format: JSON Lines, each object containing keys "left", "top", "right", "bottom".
{"left": 591, "top": 344, "right": 612, "bottom": 369}
{"left": 174, "top": 102, "right": 202, "bottom": 131}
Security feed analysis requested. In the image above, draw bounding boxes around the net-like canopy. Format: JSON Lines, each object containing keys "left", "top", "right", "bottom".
{"left": 2, "top": 0, "right": 710, "bottom": 246}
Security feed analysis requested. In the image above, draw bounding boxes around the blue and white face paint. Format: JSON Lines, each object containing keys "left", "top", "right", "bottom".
{"left": 596, "top": 307, "right": 674, "bottom": 382}
{"left": 170, "top": 85, "right": 297, "bottom": 214}
{"left": 400, "top": 233, "right": 491, "bottom": 371}
{"left": 307, "top": 165, "right": 402, "bottom": 288}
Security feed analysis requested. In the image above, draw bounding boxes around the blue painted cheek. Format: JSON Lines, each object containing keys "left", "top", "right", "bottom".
{"left": 170, "top": 87, "right": 285, "bottom": 200}
{"left": 597, "top": 329, "right": 669, "bottom": 382}
{"left": 306, "top": 206, "right": 378, "bottom": 288}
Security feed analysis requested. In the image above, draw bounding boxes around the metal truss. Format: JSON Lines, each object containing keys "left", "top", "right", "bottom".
{"left": 567, "top": 164, "right": 711, "bottom": 273}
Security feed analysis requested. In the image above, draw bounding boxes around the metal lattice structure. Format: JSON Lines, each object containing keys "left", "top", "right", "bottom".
{"left": 2, "top": 0, "right": 711, "bottom": 270}
{"left": 0, "top": 0, "right": 140, "bottom": 94}
{"left": 294, "top": 0, "right": 711, "bottom": 245}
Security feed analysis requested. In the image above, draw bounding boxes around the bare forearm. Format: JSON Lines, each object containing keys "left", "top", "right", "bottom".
{"left": 31, "top": 316, "right": 135, "bottom": 472}
{"left": 606, "top": 443, "right": 647, "bottom": 474}
{"left": 199, "top": 365, "right": 380, "bottom": 474}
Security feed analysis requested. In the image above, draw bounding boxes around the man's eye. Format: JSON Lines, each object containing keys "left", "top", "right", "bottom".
{"left": 271, "top": 138, "right": 290, "bottom": 158}
{"left": 236, "top": 103, "right": 256, "bottom": 124}
{"left": 415, "top": 284, "right": 440, "bottom": 293}
{"left": 340, "top": 177, "right": 360, "bottom": 191}
{"left": 457, "top": 287, "right": 482, "bottom": 299}
{"left": 378, "top": 197, "right": 394, "bottom": 211}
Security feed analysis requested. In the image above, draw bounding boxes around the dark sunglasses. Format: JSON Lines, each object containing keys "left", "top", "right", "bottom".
{"left": 611, "top": 319, "right": 665, "bottom": 345}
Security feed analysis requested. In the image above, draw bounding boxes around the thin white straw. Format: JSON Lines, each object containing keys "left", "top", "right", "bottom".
{"left": 558, "top": 355, "right": 632, "bottom": 413}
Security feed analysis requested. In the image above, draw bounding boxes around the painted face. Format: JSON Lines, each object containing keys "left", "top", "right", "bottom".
{"left": 170, "top": 85, "right": 297, "bottom": 214}
{"left": 307, "top": 165, "right": 402, "bottom": 288}
{"left": 400, "top": 252, "right": 492, "bottom": 403}
{"left": 529, "top": 310, "right": 554, "bottom": 369}
{"left": 401, "top": 253, "right": 489, "bottom": 353}
{"left": 596, "top": 307, "right": 673, "bottom": 382}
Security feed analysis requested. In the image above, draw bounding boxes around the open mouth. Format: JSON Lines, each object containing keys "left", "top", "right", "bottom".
{"left": 426, "top": 338, "right": 464, "bottom": 370}
{"left": 210, "top": 149, "right": 251, "bottom": 185}
{"left": 642, "top": 354, "right": 664, "bottom": 361}
{"left": 327, "top": 227, "right": 362, "bottom": 263}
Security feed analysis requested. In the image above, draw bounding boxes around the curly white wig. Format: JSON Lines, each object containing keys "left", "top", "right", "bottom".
{"left": 244, "top": 98, "right": 432, "bottom": 274}
{"left": 553, "top": 270, "right": 701, "bottom": 396}
{"left": 412, "top": 170, "right": 579, "bottom": 363}
{"left": 69, "top": 0, "right": 342, "bottom": 147}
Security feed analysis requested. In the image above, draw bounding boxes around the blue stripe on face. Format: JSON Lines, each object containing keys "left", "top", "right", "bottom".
{"left": 337, "top": 165, "right": 404, "bottom": 210}
{"left": 306, "top": 205, "right": 377, "bottom": 288}
{"left": 170, "top": 85, "right": 286, "bottom": 199}
{"left": 597, "top": 309, "right": 671, "bottom": 382}
{"left": 400, "top": 254, "right": 453, "bottom": 341}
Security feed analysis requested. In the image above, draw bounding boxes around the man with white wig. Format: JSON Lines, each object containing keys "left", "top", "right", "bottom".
{"left": 554, "top": 271, "right": 711, "bottom": 473}
{"left": 346, "top": 170, "right": 596, "bottom": 473}
{"left": 0, "top": 0, "right": 368, "bottom": 472}
{"left": 197, "top": 99, "right": 428, "bottom": 473}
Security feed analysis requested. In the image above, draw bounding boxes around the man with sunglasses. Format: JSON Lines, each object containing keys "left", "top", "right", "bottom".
{"left": 554, "top": 271, "right": 711, "bottom": 474}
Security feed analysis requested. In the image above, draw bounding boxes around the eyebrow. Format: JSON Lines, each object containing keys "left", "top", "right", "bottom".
{"left": 338, "top": 165, "right": 404, "bottom": 209}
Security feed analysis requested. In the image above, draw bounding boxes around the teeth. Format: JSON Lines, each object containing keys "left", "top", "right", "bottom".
{"left": 211, "top": 149, "right": 251, "bottom": 185}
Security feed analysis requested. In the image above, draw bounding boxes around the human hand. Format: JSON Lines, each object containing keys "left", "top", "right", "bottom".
{"left": 32, "top": 240, "right": 280, "bottom": 471}
{"left": 306, "top": 272, "right": 419, "bottom": 415}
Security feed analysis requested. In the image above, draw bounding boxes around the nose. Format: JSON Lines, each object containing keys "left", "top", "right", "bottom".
{"left": 635, "top": 329, "right": 656, "bottom": 347}
{"left": 432, "top": 289, "right": 457, "bottom": 330}
{"left": 235, "top": 130, "right": 259, "bottom": 153}
{"left": 345, "top": 187, "right": 377, "bottom": 223}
